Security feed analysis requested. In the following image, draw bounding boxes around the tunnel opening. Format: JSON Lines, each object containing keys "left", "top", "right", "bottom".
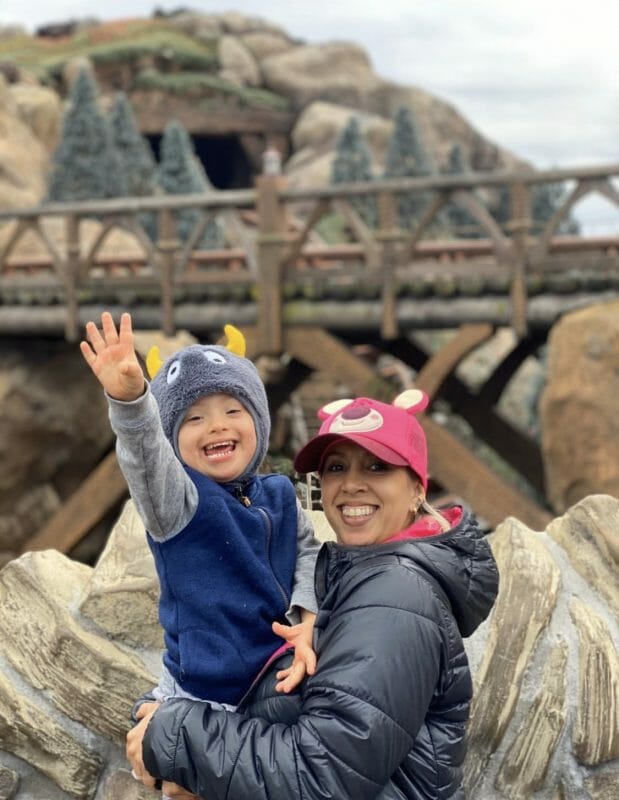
{"left": 146, "top": 133, "right": 256, "bottom": 190}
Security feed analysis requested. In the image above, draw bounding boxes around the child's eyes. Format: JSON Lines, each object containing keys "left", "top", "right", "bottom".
{"left": 226, "top": 407, "right": 242, "bottom": 415}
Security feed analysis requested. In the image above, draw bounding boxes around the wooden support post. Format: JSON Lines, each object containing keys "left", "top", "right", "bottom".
{"left": 377, "top": 191, "right": 400, "bottom": 340}
{"left": 508, "top": 181, "right": 532, "bottom": 338}
{"left": 64, "top": 214, "right": 80, "bottom": 341}
{"left": 157, "top": 209, "right": 179, "bottom": 337}
{"left": 256, "top": 174, "right": 288, "bottom": 355}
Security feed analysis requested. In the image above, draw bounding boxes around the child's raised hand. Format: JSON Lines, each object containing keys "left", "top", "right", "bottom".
{"left": 272, "top": 612, "right": 317, "bottom": 693}
{"left": 80, "top": 312, "right": 145, "bottom": 401}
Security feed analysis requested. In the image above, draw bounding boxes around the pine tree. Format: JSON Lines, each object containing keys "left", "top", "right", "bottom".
{"left": 47, "top": 69, "right": 127, "bottom": 202}
{"left": 493, "top": 180, "right": 579, "bottom": 235}
{"left": 109, "top": 92, "right": 157, "bottom": 197}
{"left": 331, "top": 116, "right": 376, "bottom": 227}
{"left": 384, "top": 106, "right": 434, "bottom": 228}
{"left": 443, "top": 144, "right": 479, "bottom": 237}
{"left": 156, "top": 119, "right": 223, "bottom": 247}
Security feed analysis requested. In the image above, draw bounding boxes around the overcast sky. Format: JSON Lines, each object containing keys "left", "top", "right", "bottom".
{"left": 2, "top": 1, "right": 618, "bottom": 229}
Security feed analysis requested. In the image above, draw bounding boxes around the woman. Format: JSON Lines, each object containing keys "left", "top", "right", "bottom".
{"left": 128, "top": 389, "right": 499, "bottom": 800}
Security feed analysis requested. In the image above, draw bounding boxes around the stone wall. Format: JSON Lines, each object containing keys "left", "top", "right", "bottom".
{"left": 0, "top": 495, "right": 617, "bottom": 798}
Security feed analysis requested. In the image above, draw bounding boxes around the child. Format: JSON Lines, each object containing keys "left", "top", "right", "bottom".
{"left": 80, "top": 312, "right": 320, "bottom": 712}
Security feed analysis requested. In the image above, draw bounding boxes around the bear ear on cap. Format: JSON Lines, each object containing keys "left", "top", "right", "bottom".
{"left": 318, "top": 398, "right": 353, "bottom": 420}
{"left": 393, "top": 388, "right": 428, "bottom": 415}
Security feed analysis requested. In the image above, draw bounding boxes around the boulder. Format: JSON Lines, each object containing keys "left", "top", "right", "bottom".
{"left": 241, "top": 31, "right": 296, "bottom": 61}
{"left": 9, "top": 82, "right": 62, "bottom": 151}
{"left": 217, "top": 35, "right": 261, "bottom": 88}
{"left": 0, "top": 338, "right": 112, "bottom": 550}
{"left": 464, "top": 495, "right": 618, "bottom": 797}
{"left": 0, "top": 77, "right": 49, "bottom": 210}
{"left": 540, "top": 300, "right": 619, "bottom": 512}
{"left": 292, "top": 100, "right": 393, "bottom": 160}
{"left": 0, "top": 495, "right": 617, "bottom": 798}
{"left": 261, "top": 41, "right": 384, "bottom": 111}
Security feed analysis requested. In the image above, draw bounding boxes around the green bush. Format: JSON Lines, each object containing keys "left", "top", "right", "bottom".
{"left": 133, "top": 70, "right": 290, "bottom": 110}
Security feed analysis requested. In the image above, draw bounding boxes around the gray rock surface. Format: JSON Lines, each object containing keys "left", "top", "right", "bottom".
{"left": 0, "top": 495, "right": 617, "bottom": 798}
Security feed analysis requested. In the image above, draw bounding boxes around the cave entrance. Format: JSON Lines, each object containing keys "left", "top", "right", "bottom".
{"left": 147, "top": 133, "right": 256, "bottom": 190}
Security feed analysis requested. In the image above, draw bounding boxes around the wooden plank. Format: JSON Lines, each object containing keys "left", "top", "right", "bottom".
{"left": 285, "top": 327, "right": 377, "bottom": 391}
{"left": 423, "top": 414, "right": 552, "bottom": 531}
{"left": 21, "top": 451, "right": 128, "bottom": 554}
{"left": 415, "top": 323, "right": 495, "bottom": 401}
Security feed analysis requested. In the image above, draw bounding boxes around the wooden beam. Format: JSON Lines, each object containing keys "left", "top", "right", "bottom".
{"left": 423, "top": 414, "right": 551, "bottom": 531}
{"left": 415, "top": 323, "right": 495, "bottom": 401}
{"left": 21, "top": 451, "right": 128, "bottom": 555}
{"left": 284, "top": 325, "right": 551, "bottom": 529}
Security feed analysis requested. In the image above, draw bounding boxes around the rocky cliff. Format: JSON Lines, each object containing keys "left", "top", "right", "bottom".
{"left": 0, "top": 10, "right": 525, "bottom": 208}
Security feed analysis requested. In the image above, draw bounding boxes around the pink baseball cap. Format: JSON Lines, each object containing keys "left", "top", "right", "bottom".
{"left": 293, "top": 389, "right": 429, "bottom": 488}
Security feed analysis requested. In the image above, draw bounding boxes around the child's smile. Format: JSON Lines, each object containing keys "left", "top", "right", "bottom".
{"left": 178, "top": 393, "right": 257, "bottom": 482}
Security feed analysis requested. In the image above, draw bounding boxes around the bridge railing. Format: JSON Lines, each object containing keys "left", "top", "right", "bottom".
{"left": 0, "top": 164, "right": 616, "bottom": 344}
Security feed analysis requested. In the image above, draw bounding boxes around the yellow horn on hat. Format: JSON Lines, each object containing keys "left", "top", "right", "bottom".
{"left": 146, "top": 345, "right": 164, "bottom": 378}
{"left": 223, "top": 324, "right": 246, "bottom": 357}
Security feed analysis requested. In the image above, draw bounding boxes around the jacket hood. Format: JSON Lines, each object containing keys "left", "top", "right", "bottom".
{"left": 316, "top": 510, "right": 498, "bottom": 638}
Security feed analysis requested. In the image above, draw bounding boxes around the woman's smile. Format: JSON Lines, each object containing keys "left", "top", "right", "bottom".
{"left": 320, "top": 440, "right": 423, "bottom": 546}
{"left": 339, "top": 504, "right": 377, "bottom": 523}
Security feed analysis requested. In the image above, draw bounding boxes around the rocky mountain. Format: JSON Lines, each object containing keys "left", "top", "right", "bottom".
{"left": 0, "top": 9, "right": 526, "bottom": 208}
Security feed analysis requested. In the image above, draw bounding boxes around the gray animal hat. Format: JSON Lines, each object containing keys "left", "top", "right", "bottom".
{"left": 147, "top": 326, "right": 269, "bottom": 482}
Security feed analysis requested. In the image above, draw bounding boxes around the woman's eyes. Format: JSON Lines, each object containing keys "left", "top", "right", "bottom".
{"left": 323, "top": 460, "right": 389, "bottom": 473}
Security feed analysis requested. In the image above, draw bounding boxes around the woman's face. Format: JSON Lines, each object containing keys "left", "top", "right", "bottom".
{"left": 320, "top": 440, "right": 423, "bottom": 547}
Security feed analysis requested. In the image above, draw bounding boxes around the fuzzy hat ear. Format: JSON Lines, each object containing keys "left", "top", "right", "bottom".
{"left": 318, "top": 399, "right": 353, "bottom": 420}
{"left": 222, "top": 324, "right": 246, "bottom": 357}
{"left": 146, "top": 346, "right": 164, "bottom": 379}
{"left": 393, "top": 389, "right": 429, "bottom": 414}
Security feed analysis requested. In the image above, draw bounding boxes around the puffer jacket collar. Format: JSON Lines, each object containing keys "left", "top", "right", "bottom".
{"left": 315, "top": 510, "right": 498, "bottom": 638}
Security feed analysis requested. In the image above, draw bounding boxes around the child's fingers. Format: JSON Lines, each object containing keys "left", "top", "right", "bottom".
{"left": 79, "top": 340, "right": 95, "bottom": 366}
{"left": 272, "top": 620, "right": 294, "bottom": 643}
{"left": 275, "top": 666, "right": 293, "bottom": 680}
{"left": 304, "top": 650, "right": 317, "bottom": 675}
{"left": 101, "top": 311, "right": 119, "bottom": 344}
{"left": 118, "top": 312, "right": 133, "bottom": 345}
{"left": 84, "top": 319, "right": 106, "bottom": 353}
{"left": 275, "top": 660, "right": 306, "bottom": 693}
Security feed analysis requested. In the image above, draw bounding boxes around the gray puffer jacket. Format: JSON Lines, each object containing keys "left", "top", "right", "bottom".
{"left": 142, "top": 511, "right": 498, "bottom": 799}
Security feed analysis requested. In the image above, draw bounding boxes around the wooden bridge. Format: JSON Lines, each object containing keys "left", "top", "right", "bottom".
{"left": 4, "top": 163, "right": 619, "bottom": 549}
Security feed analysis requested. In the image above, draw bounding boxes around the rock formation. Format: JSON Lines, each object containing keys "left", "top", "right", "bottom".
{"left": 0, "top": 494, "right": 617, "bottom": 798}
{"left": 0, "top": 10, "right": 525, "bottom": 213}
{"left": 540, "top": 299, "right": 619, "bottom": 513}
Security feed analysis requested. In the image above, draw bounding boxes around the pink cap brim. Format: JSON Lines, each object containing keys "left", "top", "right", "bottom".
{"left": 293, "top": 433, "right": 409, "bottom": 474}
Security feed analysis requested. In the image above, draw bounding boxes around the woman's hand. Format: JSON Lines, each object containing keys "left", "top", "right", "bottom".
{"left": 80, "top": 311, "right": 146, "bottom": 401}
{"left": 272, "top": 610, "right": 317, "bottom": 693}
{"left": 126, "top": 701, "right": 159, "bottom": 788}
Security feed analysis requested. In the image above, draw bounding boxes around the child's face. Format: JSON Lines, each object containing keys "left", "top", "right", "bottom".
{"left": 178, "top": 393, "right": 257, "bottom": 483}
